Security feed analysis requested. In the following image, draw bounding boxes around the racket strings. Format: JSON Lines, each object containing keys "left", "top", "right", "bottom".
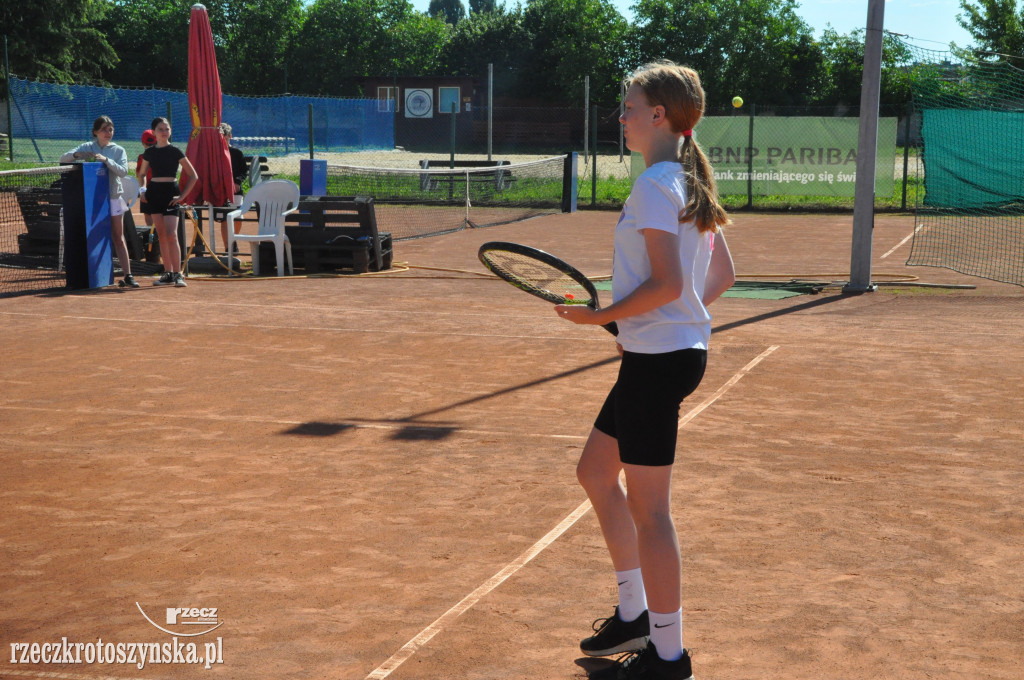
{"left": 485, "top": 252, "right": 594, "bottom": 304}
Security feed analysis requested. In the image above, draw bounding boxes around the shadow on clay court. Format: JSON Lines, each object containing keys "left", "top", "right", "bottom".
{"left": 279, "top": 293, "right": 846, "bottom": 442}
{"left": 280, "top": 355, "right": 622, "bottom": 441}
{"left": 711, "top": 290, "right": 849, "bottom": 334}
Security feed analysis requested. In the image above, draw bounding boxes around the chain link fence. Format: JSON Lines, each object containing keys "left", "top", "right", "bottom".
{"left": 4, "top": 76, "right": 918, "bottom": 211}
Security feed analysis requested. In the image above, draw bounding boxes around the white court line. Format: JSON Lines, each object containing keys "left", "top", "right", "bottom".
{"left": 364, "top": 500, "right": 595, "bottom": 680}
{"left": 679, "top": 345, "right": 779, "bottom": 429}
{"left": 365, "top": 345, "right": 780, "bottom": 680}
{"left": 880, "top": 224, "right": 923, "bottom": 259}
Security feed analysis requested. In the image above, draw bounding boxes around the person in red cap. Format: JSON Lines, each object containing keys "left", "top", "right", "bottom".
{"left": 137, "top": 130, "right": 157, "bottom": 239}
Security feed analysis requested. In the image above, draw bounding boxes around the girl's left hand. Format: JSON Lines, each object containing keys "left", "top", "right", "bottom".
{"left": 93, "top": 154, "right": 106, "bottom": 162}
{"left": 554, "top": 304, "right": 599, "bottom": 325}
{"left": 170, "top": 196, "right": 181, "bottom": 206}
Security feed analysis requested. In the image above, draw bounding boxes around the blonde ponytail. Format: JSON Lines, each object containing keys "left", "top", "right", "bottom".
{"left": 626, "top": 61, "right": 730, "bottom": 233}
{"left": 678, "top": 135, "right": 730, "bottom": 233}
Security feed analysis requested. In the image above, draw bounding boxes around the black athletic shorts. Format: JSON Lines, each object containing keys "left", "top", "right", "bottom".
{"left": 141, "top": 182, "right": 180, "bottom": 216}
{"left": 594, "top": 348, "right": 707, "bottom": 467}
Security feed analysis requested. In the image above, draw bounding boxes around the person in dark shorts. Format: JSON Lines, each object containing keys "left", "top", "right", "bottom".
{"left": 136, "top": 117, "right": 198, "bottom": 287}
{"left": 555, "top": 61, "right": 737, "bottom": 680}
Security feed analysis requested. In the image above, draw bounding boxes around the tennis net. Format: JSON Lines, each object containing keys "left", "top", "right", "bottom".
{"left": 326, "top": 155, "right": 573, "bottom": 240}
{"left": 903, "top": 40, "right": 1024, "bottom": 287}
{"left": 0, "top": 166, "right": 72, "bottom": 296}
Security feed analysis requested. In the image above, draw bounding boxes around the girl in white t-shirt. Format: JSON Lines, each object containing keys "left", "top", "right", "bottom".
{"left": 555, "top": 61, "right": 736, "bottom": 680}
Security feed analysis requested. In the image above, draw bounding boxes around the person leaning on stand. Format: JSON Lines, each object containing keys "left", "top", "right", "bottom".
{"left": 218, "top": 122, "right": 249, "bottom": 253}
{"left": 60, "top": 115, "right": 139, "bottom": 288}
{"left": 136, "top": 116, "right": 198, "bottom": 287}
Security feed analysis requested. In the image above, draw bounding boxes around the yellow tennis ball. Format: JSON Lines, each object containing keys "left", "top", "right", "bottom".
{"left": 732, "top": 96, "right": 744, "bottom": 108}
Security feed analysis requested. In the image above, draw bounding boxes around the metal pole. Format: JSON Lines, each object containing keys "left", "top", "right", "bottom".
{"left": 3, "top": 35, "right": 13, "bottom": 160}
{"left": 308, "top": 103, "right": 314, "bottom": 159}
{"left": 487, "top": 63, "right": 493, "bottom": 161}
{"left": 900, "top": 100, "right": 912, "bottom": 211}
{"left": 746, "top": 102, "right": 755, "bottom": 209}
{"left": 450, "top": 101, "right": 457, "bottom": 168}
{"left": 450, "top": 101, "right": 457, "bottom": 202}
{"left": 844, "top": 0, "right": 885, "bottom": 293}
{"left": 591, "top": 104, "right": 598, "bottom": 208}
{"left": 583, "top": 76, "right": 589, "bottom": 165}
{"left": 166, "top": 101, "right": 172, "bottom": 128}
{"left": 619, "top": 79, "right": 624, "bottom": 162}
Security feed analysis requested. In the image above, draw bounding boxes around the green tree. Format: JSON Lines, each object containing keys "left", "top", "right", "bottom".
{"left": 1, "top": 0, "right": 117, "bottom": 86}
{"left": 442, "top": 6, "right": 527, "bottom": 91}
{"left": 957, "top": 0, "right": 1024, "bottom": 65}
{"left": 469, "top": 0, "right": 498, "bottom": 13}
{"left": 289, "top": 0, "right": 448, "bottom": 95}
{"left": 220, "top": 0, "right": 304, "bottom": 95}
{"left": 100, "top": 0, "right": 219, "bottom": 90}
{"left": 389, "top": 11, "right": 453, "bottom": 76}
{"left": 818, "top": 29, "right": 913, "bottom": 110}
{"left": 519, "top": 0, "right": 629, "bottom": 103}
{"left": 428, "top": 0, "right": 466, "bottom": 23}
{"left": 631, "top": 0, "right": 822, "bottom": 108}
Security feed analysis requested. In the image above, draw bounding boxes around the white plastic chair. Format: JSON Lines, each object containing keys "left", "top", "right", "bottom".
{"left": 121, "top": 176, "right": 141, "bottom": 209}
{"left": 225, "top": 180, "right": 300, "bottom": 276}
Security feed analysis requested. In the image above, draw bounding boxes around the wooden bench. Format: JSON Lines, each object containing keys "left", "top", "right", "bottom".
{"left": 14, "top": 185, "right": 63, "bottom": 257}
{"left": 255, "top": 195, "right": 392, "bottom": 274}
{"left": 14, "top": 182, "right": 161, "bottom": 268}
{"left": 418, "top": 159, "right": 513, "bottom": 192}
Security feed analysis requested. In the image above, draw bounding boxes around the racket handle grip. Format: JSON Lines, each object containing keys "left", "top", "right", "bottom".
{"left": 602, "top": 321, "right": 619, "bottom": 336}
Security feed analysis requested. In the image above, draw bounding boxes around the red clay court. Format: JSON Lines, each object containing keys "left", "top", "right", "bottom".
{"left": 2, "top": 210, "right": 1022, "bottom": 679}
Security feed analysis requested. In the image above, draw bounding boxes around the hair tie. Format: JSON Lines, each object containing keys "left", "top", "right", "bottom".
{"left": 682, "top": 129, "right": 693, "bottom": 138}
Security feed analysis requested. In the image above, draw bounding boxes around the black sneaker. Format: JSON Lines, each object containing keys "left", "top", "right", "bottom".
{"left": 588, "top": 642, "right": 693, "bottom": 680}
{"left": 173, "top": 272, "right": 188, "bottom": 287}
{"left": 581, "top": 607, "right": 650, "bottom": 657}
{"left": 153, "top": 272, "right": 174, "bottom": 286}
{"left": 119, "top": 274, "right": 140, "bottom": 288}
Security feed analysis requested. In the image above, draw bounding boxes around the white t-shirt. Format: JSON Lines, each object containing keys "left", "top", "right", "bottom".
{"left": 612, "top": 161, "right": 715, "bottom": 353}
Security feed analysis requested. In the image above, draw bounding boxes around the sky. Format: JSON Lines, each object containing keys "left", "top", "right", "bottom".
{"left": 409, "top": 0, "right": 974, "bottom": 49}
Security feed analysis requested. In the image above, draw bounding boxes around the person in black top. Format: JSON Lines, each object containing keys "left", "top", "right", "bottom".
{"left": 218, "top": 123, "right": 249, "bottom": 252}
{"left": 136, "top": 117, "right": 199, "bottom": 287}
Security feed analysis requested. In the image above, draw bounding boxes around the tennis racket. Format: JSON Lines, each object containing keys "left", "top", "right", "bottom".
{"left": 478, "top": 241, "right": 618, "bottom": 336}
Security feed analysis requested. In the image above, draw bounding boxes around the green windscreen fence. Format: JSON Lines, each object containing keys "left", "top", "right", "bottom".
{"left": 905, "top": 41, "right": 1024, "bottom": 286}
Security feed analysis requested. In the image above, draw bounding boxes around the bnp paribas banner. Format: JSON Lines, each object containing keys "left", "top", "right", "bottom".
{"left": 690, "top": 116, "right": 898, "bottom": 197}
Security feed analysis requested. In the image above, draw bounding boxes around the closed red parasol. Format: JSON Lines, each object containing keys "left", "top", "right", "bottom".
{"left": 184, "top": 3, "right": 233, "bottom": 209}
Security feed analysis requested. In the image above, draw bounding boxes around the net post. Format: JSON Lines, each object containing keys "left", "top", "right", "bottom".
{"left": 562, "top": 153, "right": 578, "bottom": 213}
{"left": 3, "top": 36, "right": 13, "bottom": 161}
{"left": 308, "top": 103, "right": 314, "bottom": 159}
{"left": 845, "top": 0, "right": 884, "bottom": 294}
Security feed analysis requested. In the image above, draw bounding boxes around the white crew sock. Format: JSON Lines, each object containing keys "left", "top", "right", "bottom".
{"left": 649, "top": 608, "right": 683, "bottom": 661}
{"left": 615, "top": 568, "right": 647, "bottom": 622}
